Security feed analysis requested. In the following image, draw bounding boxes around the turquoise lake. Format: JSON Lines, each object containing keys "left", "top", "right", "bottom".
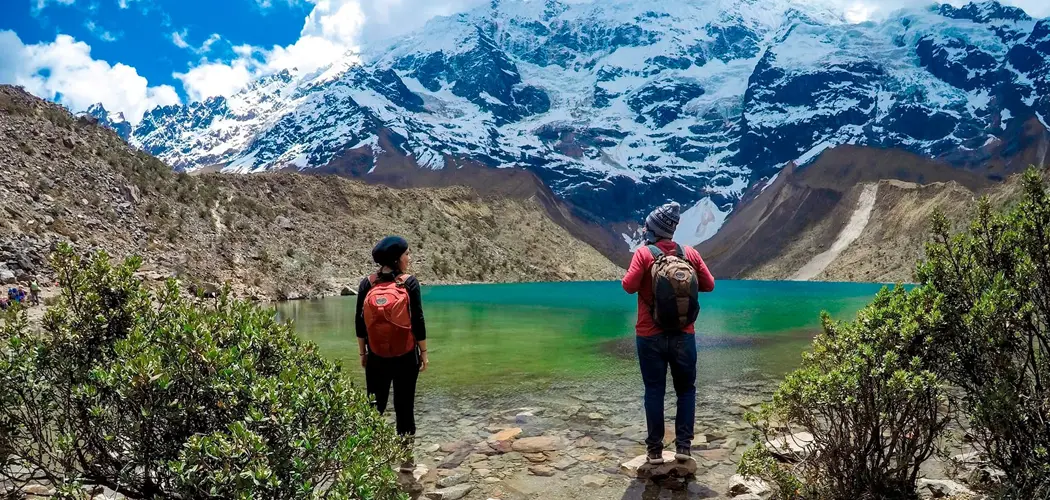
{"left": 276, "top": 280, "right": 893, "bottom": 395}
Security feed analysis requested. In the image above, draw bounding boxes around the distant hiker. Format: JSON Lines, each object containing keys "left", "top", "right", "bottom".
{"left": 29, "top": 281, "right": 40, "bottom": 306}
{"left": 356, "top": 235, "right": 428, "bottom": 472}
{"left": 0, "top": 296, "right": 8, "bottom": 311}
{"left": 622, "top": 201, "right": 715, "bottom": 465}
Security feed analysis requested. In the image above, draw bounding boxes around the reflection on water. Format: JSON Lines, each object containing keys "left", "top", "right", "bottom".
{"left": 275, "top": 280, "right": 891, "bottom": 395}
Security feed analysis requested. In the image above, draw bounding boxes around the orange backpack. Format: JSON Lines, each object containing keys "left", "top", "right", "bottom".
{"left": 363, "top": 274, "right": 416, "bottom": 358}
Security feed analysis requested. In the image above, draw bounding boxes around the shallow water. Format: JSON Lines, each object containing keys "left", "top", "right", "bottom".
{"left": 276, "top": 280, "right": 892, "bottom": 395}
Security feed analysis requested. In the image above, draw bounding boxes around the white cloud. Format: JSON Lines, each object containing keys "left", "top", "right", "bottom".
{"left": 174, "top": 59, "right": 254, "bottom": 102}
{"left": 200, "top": 33, "right": 222, "bottom": 53}
{"left": 84, "top": 21, "right": 120, "bottom": 42}
{"left": 174, "top": 0, "right": 368, "bottom": 100}
{"left": 0, "top": 30, "right": 179, "bottom": 123}
{"left": 31, "top": 0, "right": 75, "bottom": 15}
{"left": 170, "top": 30, "right": 190, "bottom": 49}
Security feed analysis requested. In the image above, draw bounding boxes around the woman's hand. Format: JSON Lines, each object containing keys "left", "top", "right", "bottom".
{"left": 360, "top": 353, "right": 368, "bottom": 369}
{"left": 420, "top": 352, "right": 429, "bottom": 372}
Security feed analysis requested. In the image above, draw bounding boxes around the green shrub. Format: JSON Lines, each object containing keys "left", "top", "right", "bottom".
{"left": 741, "top": 286, "right": 951, "bottom": 500}
{"left": 0, "top": 245, "right": 407, "bottom": 499}
{"left": 918, "top": 168, "right": 1050, "bottom": 498}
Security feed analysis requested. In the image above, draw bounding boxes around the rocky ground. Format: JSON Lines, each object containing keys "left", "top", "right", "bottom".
{"left": 0, "top": 85, "right": 623, "bottom": 302}
{"left": 388, "top": 377, "right": 990, "bottom": 500}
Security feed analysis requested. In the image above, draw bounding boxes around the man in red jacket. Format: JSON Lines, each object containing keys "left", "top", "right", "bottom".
{"left": 622, "top": 201, "right": 716, "bottom": 465}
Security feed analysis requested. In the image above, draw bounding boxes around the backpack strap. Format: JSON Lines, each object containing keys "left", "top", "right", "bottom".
{"left": 674, "top": 244, "right": 685, "bottom": 259}
{"left": 367, "top": 273, "right": 378, "bottom": 286}
{"left": 646, "top": 245, "right": 666, "bottom": 260}
{"left": 394, "top": 274, "right": 413, "bottom": 287}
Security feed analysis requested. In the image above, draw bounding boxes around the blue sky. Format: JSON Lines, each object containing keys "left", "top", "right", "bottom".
{"left": 1, "top": 0, "right": 1048, "bottom": 124}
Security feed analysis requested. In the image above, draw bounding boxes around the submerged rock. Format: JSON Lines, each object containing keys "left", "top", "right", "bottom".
{"left": 511, "top": 436, "right": 563, "bottom": 453}
{"left": 425, "top": 484, "right": 473, "bottom": 500}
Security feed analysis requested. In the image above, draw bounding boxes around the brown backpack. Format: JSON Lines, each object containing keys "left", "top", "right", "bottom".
{"left": 647, "top": 244, "right": 700, "bottom": 332}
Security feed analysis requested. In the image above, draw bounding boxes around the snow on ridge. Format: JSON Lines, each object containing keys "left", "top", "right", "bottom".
{"left": 674, "top": 197, "right": 731, "bottom": 247}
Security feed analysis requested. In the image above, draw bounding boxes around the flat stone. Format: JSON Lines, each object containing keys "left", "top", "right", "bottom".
{"left": 529, "top": 465, "right": 556, "bottom": 477}
{"left": 728, "top": 474, "right": 771, "bottom": 497}
{"left": 552, "top": 457, "right": 578, "bottom": 470}
{"left": 425, "top": 484, "right": 473, "bottom": 500}
{"left": 697, "top": 448, "right": 731, "bottom": 461}
{"left": 441, "top": 441, "right": 471, "bottom": 453}
{"left": 511, "top": 436, "right": 563, "bottom": 453}
{"left": 588, "top": 412, "right": 605, "bottom": 420}
{"left": 917, "top": 479, "right": 974, "bottom": 498}
{"left": 483, "top": 477, "right": 501, "bottom": 484}
{"left": 576, "top": 436, "right": 597, "bottom": 448}
{"left": 581, "top": 474, "right": 608, "bottom": 488}
{"left": 523, "top": 452, "right": 547, "bottom": 463}
{"left": 620, "top": 452, "right": 697, "bottom": 479}
{"left": 437, "top": 473, "right": 468, "bottom": 488}
{"left": 722, "top": 438, "right": 740, "bottom": 450}
{"left": 438, "top": 448, "right": 473, "bottom": 469}
{"left": 423, "top": 443, "right": 441, "bottom": 454}
{"left": 489, "top": 428, "right": 522, "bottom": 442}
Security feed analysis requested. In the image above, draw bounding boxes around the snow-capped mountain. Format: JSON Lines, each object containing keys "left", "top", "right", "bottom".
{"left": 85, "top": 103, "right": 132, "bottom": 142}
{"left": 98, "top": 0, "right": 1050, "bottom": 251}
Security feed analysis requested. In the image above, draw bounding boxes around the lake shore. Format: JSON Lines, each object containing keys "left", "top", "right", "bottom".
{"left": 397, "top": 376, "right": 982, "bottom": 500}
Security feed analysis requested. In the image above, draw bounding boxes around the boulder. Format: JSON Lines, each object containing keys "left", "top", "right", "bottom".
{"left": 489, "top": 427, "right": 522, "bottom": 442}
{"left": 425, "top": 484, "right": 473, "bottom": 500}
{"left": 0, "top": 269, "right": 15, "bottom": 284}
{"left": 917, "top": 479, "right": 974, "bottom": 498}
{"left": 552, "top": 457, "right": 578, "bottom": 470}
{"left": 275, "top": 216, "right": 294, "bottom": 231}
{"left": 511, "top": 436, "right": 563, "bottom": 453}
{"left": 727, "top": 474, "right": 771, "bottom": 497}
{"left": 340, "top": 286, "right": 356, "bottom": 296}
{"left": 581, "top": 474, "right": 608, "bottom": 488}
{"left": 437, "top": 473, "right": 468, "bottom": 488}
{"left": 529, "top": 465, "right": 555, "bottom": 477}
{"left": 765, "top": 432, "right": 815, "bottom": 462}
{"left": 192, "top": 282, "right": 221, "bottom": 298}
{"left": 123, "top": 184, "right": 140, "bottom": 203}
{"left": 620, "top": 451, "right": 697, "bottom": 479}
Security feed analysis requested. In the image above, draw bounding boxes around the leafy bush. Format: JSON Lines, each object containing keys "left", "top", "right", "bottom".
{"left": 918, "top": 168, "right": 1050, "bottom": 498}
{"left": 741, "top": 286, "right": 951, "bottom": 500}
{"left": 0, "top": 245, "right": 407, "bottom": 499}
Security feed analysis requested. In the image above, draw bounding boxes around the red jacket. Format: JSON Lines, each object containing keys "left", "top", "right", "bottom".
{"left": 622, "top": 240, "right": 715, "bottom": 337}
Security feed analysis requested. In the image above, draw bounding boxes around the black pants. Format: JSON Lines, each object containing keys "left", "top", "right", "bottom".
{"left": 365, "top": 350, "right": 420, "bottom": 436}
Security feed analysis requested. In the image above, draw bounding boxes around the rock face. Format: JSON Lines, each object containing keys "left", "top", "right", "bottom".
{"left": 92, "top": 0, "right": 1050, "bottom": 256}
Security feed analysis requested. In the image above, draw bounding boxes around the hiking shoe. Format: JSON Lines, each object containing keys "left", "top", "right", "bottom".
{"left": 646, "top": 450, "right": 665, "bottom": 465}
{"left": 675, "top": 447, "right": 693, "bottom": 463}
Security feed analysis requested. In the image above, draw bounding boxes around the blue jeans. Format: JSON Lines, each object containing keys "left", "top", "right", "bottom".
{"left": 636, "top": 333, "right": 697, "bottom": 453}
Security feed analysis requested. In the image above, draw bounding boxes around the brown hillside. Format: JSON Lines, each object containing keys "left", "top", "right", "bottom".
{"left": 0, "top": 85, "right": 623, "bottom": 299}
{"left": 699, "top": 141, "right": 1048, "bottom": 282}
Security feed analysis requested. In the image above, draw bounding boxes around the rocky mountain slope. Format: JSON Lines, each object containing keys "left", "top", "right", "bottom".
{"left": 0, "top": 85, "right": 623, "bottom": 299}
{"left": 85, "top": 0, "right": 1050, "bottom": 261}
{"left": 698, "top": 128, "right": 1046, "bottom": 282}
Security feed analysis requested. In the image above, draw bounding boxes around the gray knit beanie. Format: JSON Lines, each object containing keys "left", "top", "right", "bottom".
{"left": 645, "top": 202, "right": 681, "bottom": 242}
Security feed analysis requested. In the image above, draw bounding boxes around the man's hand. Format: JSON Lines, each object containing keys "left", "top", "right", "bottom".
{"left": 420, "top": 353, "right": 429, "bottom": 372}
{"left": 360, "top": 353, "right": 368, "bottom": 369}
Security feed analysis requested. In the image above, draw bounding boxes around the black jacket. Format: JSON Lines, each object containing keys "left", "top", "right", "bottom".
{"left": 355, "top": 271, "right": 427, "bottom": 342}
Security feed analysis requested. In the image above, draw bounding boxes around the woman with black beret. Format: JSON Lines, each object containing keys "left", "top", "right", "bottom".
{"left": 356, "top": 235, "right": 428, "bottom": 471}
